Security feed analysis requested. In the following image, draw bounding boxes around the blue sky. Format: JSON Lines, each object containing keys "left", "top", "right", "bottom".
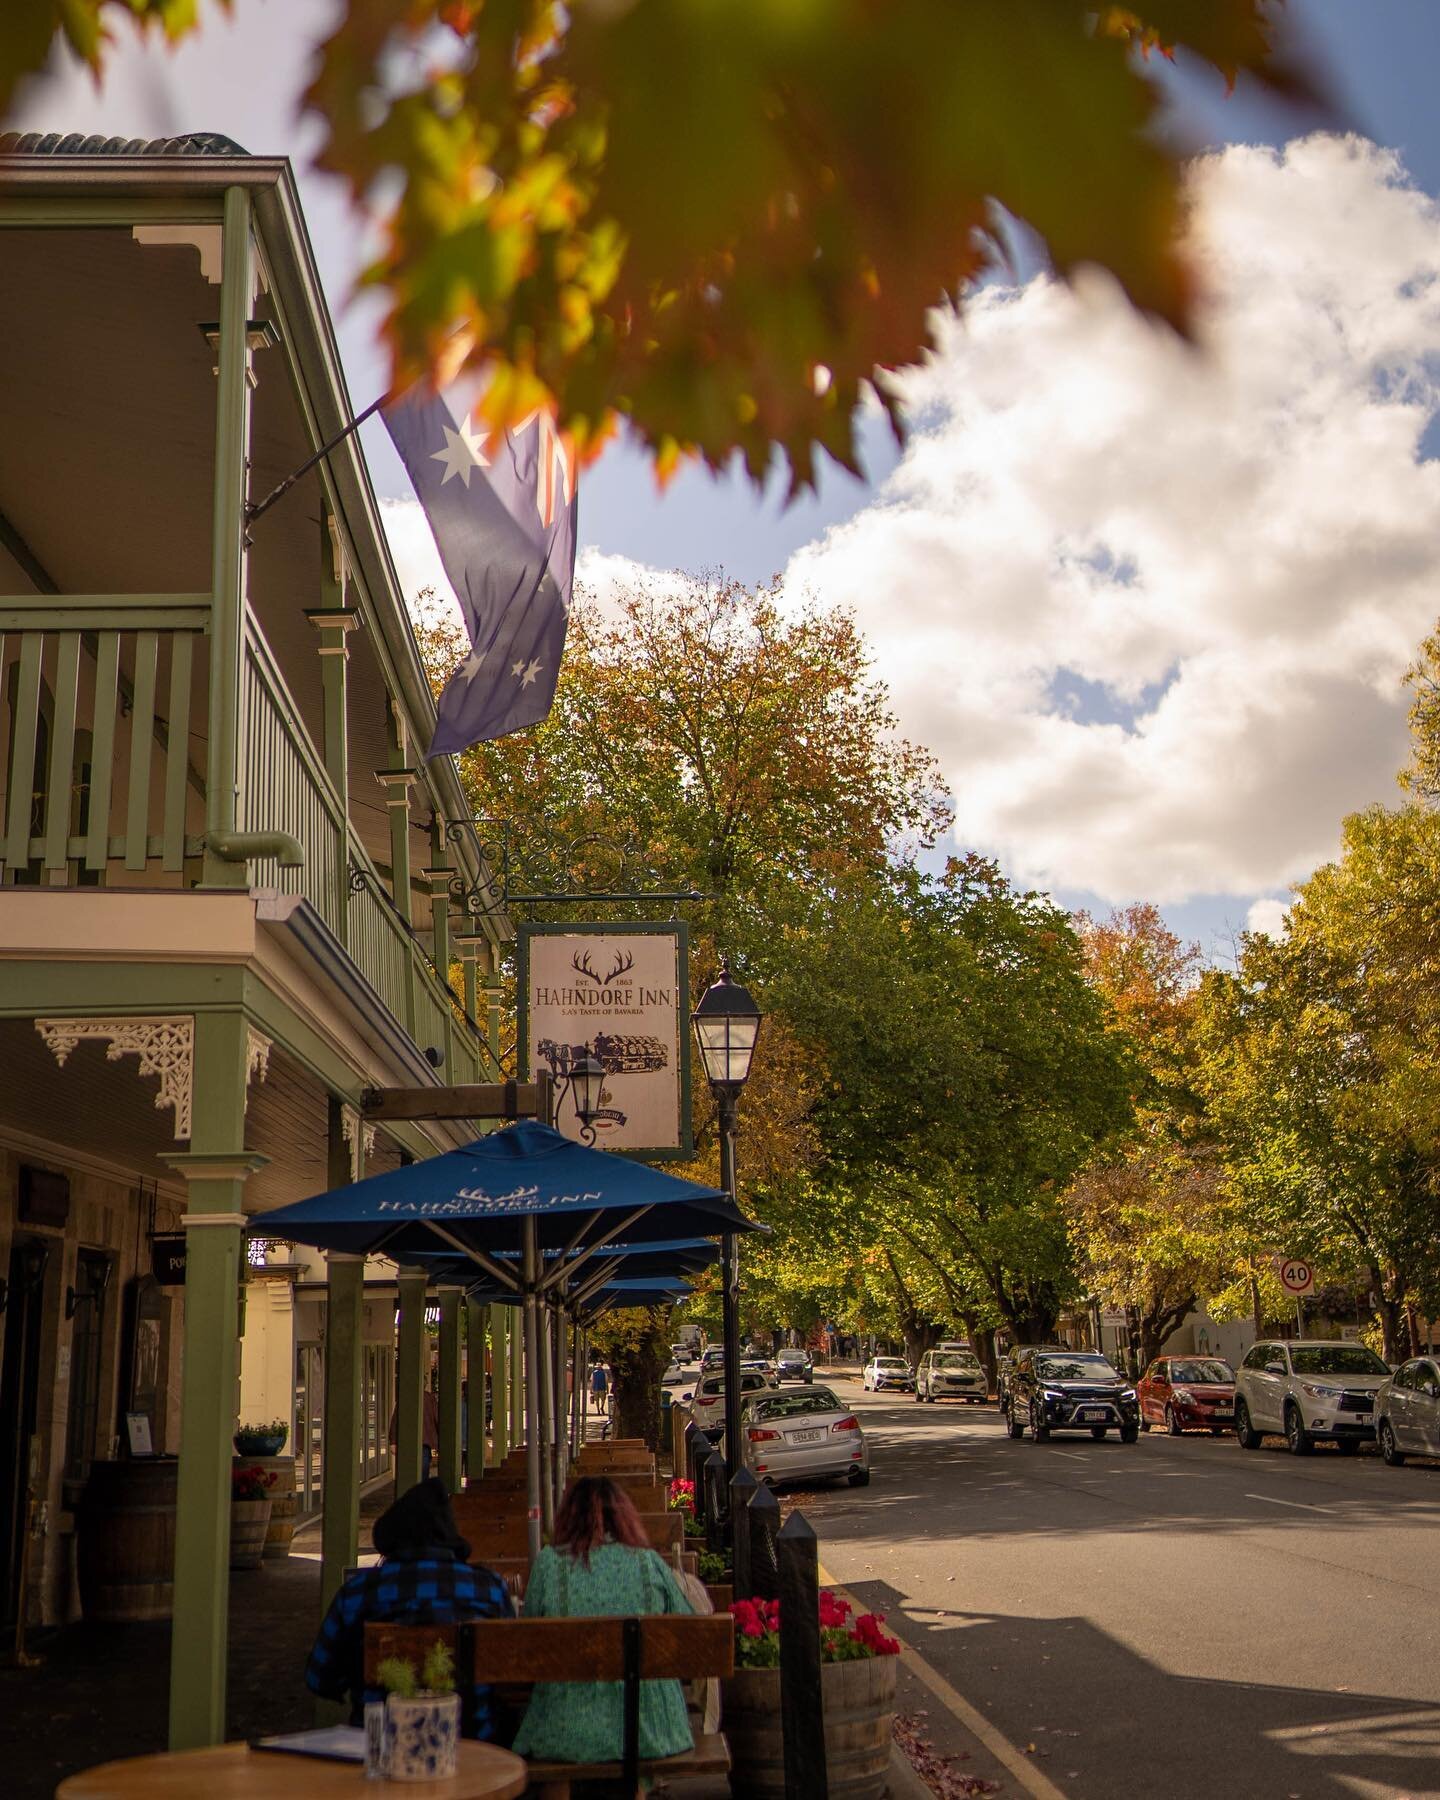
{"left": 12, "top": 1, "right": 1440, "bottom": 958}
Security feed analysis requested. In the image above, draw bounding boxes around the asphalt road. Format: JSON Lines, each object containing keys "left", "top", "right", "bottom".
{"left": 789, "top": 1372, "right": 1440, "bottom": 1800}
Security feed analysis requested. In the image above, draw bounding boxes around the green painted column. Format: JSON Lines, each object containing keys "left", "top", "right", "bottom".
{"left": 437, "top": 1286, "right": 464, "bottom": 1494}
{"left": 395, "top": 1266, "right": 429, "bottom": 1492}
{"left": 305, "top": 602, "right": 357, "bottom": 949}
{"left": 509, "top": 1306, "right": 525, "bottom": 1450}
{"left": 487, "top": 1306, "right": 509, "bottom": 1467}
{"left": 376, "top": 770, "right": 417, "bottom": 928}
{"left": 164, "top": 1011, "right": 266, "bottom": 1750}
{"left": 319, "top": 1098, "right": 364, "bottom": 1624}
{"left": 465, "top": 1299, "right": 488, "bottom": 1479}
{"left": 202, "top": 184, "right": 256, "bottom": 891}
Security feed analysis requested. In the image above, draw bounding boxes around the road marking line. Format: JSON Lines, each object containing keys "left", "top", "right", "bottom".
{"left": 1245, "top": 1492, "right": 1335, "bottom": 1514}
{"left": 818, "top": 1559, "right": 1069, "bottom": 1800}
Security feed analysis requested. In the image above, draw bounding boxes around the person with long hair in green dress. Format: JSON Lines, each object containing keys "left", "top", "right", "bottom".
{"left": 512, "top": 1475, "right": 694, "bottom": 1768}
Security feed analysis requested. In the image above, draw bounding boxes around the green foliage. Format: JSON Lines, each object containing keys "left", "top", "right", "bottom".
{"left": 1, "top": 3, "right": 1322, "bottom": 491}
{"left": 376, "top": 1640, "right": 457, "bottom": 1699}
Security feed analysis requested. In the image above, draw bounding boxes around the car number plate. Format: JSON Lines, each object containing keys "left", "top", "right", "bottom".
{"left": 1213, "top": 1405, "right": 1234, "bottom": 1416}
{"left": 1080, "top": 1408, "right": 1107, "bottom": 1421}
{"left": 790, "top": 1429, "right": 823, "bottom": 1444}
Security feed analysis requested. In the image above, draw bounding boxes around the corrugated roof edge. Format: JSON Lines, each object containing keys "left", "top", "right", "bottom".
{"left": 0, "top": 131, "right": 249, "bottom": 157}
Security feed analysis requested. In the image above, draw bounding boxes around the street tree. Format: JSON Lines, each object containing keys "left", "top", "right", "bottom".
{"left": 4, "top": 4, "right": 1322, "bottom": 488}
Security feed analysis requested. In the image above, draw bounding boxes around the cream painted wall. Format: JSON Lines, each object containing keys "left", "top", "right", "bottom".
{"left": 237, "top": 1273, "right": 298, "bottom": 1434}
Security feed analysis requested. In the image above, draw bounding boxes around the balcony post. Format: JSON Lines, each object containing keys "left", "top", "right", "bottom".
{"left": 487, "top": 1305, "right": 510, "bottom": 1467}
{"left": 203, "top": 187, "right": 256, "bottom": 889}
{"left": 306, "top": 565, "right": 357, "bottom": 950}
{"left": 395, "top": 1265, "right": 429, "bottom": 1492}
{"left": 423, "top": 832, "right": 455, "bottom": 1071}
{"left": 466, "top": 1297, "right": 489, "bottom": 1480}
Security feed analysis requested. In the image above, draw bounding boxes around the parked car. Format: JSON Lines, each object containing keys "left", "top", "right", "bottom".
{"left": 670, "top": 1342, "right": 697, "bottom": 1365}
{"left": 741, "top": 1357, "right": 781, "bottom": 1388}
{"left": 1233, "top": 1339, "right": 1391, "bottom": 1454}
{"left": 996, "top": 1344, "right": 1063, "bottom": 1411}
{"left": 1006, "top": 1350, "right": 1140, "bottom": 1442}
{"left": 700, "top": 1346, "right": 726, "bottom": 1372}
{"left": 661, "top": 1361, "right": 689, "bottom": 1387}
{"left": 1375, "top": 1358, "right": 1440, "bottom": 1464}
{"left": 740, "top": 1385, "right": 870, "bottom": 1488}
{"left": 1137, "top": 1356, "right": 1236, "bottom": 1435}
{"left": 916, "top": 1348, "right": 988, "bottom": 1403}
{"left": 776, "top": 1348, "right": 815, "bottom": 1383}
{"left": 689, "top": 1368, "right": 772, "bottom": 1439}
{"left": 862, "top": 1356, "right": 915, "bottom": 1392}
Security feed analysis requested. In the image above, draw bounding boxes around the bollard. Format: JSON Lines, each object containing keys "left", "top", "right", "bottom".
{"left": 729, "top": 1466, "right": 758, "bottom": 1599}
{"left": 778, "top": 1510, "right": 828, "bottom": 1800}
{"left": 703, "top": 1447, "right": 728, "bottom": 1557}
{"left": 748, "top": 1480, "right": 781, "bottom": 1601}
{"left": 684, "top": 1419, "right": 704, "bottom": 1488}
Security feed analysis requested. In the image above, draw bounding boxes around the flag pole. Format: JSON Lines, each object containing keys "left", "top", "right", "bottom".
{"left": 246, "top": 393, "right": 389, "bottom": 528}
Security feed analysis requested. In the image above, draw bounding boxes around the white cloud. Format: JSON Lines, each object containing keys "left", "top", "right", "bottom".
{"left": 783, "top": 135, "right": 1440, "bottom": 904}
{"left": 1245, "top": 897, "right": 1291, "bottom": 939}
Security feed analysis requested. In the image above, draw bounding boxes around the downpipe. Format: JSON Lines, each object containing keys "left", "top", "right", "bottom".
{"left": 207, "top": 830, "right": 305, "bottom": 867}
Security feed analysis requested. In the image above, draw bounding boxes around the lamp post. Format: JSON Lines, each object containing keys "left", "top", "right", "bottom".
{"left": 691, "top": 958, "right": 762, "bottom": 1484}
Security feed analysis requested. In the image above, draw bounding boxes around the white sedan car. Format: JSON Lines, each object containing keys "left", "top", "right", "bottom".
{"left": 863, "top": 1355, "right": 914, "bottom": 1392}
{"left": 741, "top": 1385, "right": 870, "bottom": 1488}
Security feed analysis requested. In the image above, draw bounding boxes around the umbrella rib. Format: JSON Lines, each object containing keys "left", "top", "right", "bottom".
{"left": 423, "top": 1221, "right": 521, "bottom": 1291}
{"left": 570, "top": 1257, "right": 624, "bottom": 1307}
{"left": 538, "top": 1205, "right": 652, "bottom": 1293}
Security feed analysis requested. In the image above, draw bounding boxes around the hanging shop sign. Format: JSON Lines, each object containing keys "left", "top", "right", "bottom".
{"left": 151, "top": 1234, "right": 187, "bottom": 1285}
{"left": 518, "top": 922, "right": 692, "bottom": 1158}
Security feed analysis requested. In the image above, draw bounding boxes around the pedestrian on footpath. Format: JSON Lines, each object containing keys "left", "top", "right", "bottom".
{"left": 590, "top": 1359, "right": 609, "bottom": 1417}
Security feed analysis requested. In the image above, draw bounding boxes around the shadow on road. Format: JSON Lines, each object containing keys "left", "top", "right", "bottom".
{"left": 844, "top": 1578, "right": 1440, "bottom": 1800}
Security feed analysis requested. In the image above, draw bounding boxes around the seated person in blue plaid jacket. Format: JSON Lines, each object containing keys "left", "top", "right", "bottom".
{"left": 306, "top": 1477, "right": 512, "bottom": 1736}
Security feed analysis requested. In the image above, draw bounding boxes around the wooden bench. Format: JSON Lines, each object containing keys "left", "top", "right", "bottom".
{"left": 466, "top": 1551, "right": 700, "bottom": 1597}
{"left": 365, "top": 1615, "right": 733, "bottom": 1799}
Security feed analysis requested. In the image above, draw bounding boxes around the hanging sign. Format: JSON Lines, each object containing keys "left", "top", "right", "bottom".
{"left": 151, "top": 1234, "right": 187, "bottom": 1285}
{"left": 1274, "top": 1257, "right": 1315, "bottom": 1297}
{"left": 518, "top": 922, "right": 692, "bottom": 1158}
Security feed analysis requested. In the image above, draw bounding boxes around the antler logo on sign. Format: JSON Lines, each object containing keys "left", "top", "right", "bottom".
{"left": 572, "top": 949, "right": 635, "bottom": 990}
{"left": 523, "top": 927, "right": 691, "bottom": 1156}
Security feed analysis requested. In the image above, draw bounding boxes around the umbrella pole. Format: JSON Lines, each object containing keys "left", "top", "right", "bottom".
{"left": 522, "top": 1218, "right": 544, "bottom": 1562}
{"left": 569, "top": 1316, "right": 582, "bottom": 1459}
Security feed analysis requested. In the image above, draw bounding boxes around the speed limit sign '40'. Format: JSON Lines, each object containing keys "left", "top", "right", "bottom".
{"left": 1275, "top": 1257, "right": 1315, "bottom": 1297}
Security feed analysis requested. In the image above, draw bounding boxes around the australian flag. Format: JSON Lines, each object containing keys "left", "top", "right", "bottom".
{"left": 385, "top": 387, "right": 577, "bottom": 756}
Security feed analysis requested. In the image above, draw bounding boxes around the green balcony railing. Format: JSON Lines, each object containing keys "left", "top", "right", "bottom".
{"left": 0, "top": 594, "right": 208, "bottom": 882}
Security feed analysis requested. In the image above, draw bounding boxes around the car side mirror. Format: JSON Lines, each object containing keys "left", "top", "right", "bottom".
{"left": 681, "top": 1392, "right": 693, "bottom": 1404}
{"left": 1265, "top": 1362, "right": 1285, "bottom": 1376}
{"left": 1426, "top": 1382, "right": 1440, "bottom": 1400}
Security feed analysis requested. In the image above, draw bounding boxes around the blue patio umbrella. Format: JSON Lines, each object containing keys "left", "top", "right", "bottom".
{"left": 258, "top": 1121, "right": 749, "bottom": 1552}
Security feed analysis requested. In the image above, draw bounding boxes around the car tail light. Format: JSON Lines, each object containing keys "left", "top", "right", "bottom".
{"left": 696, "top": 1394, "right": 719, "bottom": 1407}
{"left": 747, "top": 1427, "right": 780, "bottom": 1442}
{"left": 831, "top": 1416, "right": 859, "bottom": 1433}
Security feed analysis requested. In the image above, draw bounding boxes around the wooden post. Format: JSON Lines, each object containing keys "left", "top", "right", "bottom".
{"left": 164, "top": 1012, "right": 264, "bottom": 1749}
{"left": 702, "top": 1446, "right": 727, "bottom": 1557}
{"left": 318, "top": 1096, "right": 364, "bottom": 1645}
{"left": 466, "top": 1298, "right": 488, "bottom": 1478}
{"left": 749, "top": 1480, "right": 781, "bottom": 1601}
{"left": 730, "top": 1466, "right": 757, "bottom": 1600}
{"left": 509, "top": 1304, "right": 525, "bottom": 1451}
{"left": 437, "top": 1286, "right": 464, "bottom": 1493}
{"left": 202, "top": 184, "right": 254, "bottom": 890}
{"left": 778, "top": 1510, "right": 828, "bottom": 1800}
{"left": 488, "top": 1307, "right": 510, "bottom": 1467}
{"left": 395, "top": 1266, "right": 429, "bottom": 1491}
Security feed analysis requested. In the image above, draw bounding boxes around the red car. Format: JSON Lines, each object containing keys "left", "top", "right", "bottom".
{"left": 1137, "top": 1356, "right": 1237, "bottom": 1436}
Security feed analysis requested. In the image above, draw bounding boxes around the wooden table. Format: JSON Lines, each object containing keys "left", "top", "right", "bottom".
{"left": 57, "top": 1739, "right": 527, "bottom": 1800}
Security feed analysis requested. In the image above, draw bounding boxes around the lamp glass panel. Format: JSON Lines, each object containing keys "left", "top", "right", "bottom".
{"left": 694, "top": 1014, "right": 758, "bottom": 1086}
{"left": 574, "top": 1058, "right": 605, "bottom": 1120}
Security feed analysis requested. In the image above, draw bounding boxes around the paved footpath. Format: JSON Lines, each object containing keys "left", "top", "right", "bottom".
{"left": 796, "top": 1371, "right": 1440, "bottom": 1800}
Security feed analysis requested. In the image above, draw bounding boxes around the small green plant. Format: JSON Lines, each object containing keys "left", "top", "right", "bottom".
{"left": 697, "top": 1550, "right": 727, "bottom": 1585}
{"left": 376, "top": 1640, "right": 456, "bottom": 1699}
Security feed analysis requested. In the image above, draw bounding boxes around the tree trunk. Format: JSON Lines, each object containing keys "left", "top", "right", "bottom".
{"left": 1372, "top": 1271, "right": 1404, "bottom": 1367}
{"left": 1138, "top": 1291, "right": 1196, "bottom": 1370}
{"left": 969, "top": 1322, "right": 997, "bottom": 1394}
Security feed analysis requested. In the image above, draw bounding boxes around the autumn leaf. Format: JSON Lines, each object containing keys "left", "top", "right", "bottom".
{"left": 1, "top": 1, "right": 1328, "bottom": 491}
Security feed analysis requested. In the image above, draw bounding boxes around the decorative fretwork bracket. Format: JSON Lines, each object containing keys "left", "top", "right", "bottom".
{"left": 340, "top": 1102, "right": 377, "bottom": 1180}
{"left": 35, "top": 1014, "right": 195, "bottom": 1140}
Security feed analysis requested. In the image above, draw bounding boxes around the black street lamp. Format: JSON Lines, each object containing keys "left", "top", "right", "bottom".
{"left": 691, "top": 958, "right": 762, "bottom": 1483}
{"left": 553, "top": 1053, "right": 607, "bottom": 1144}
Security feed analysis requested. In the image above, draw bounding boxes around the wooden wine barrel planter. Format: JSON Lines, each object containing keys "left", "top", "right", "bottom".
{"left": 229, "top": 1498, "right": 273, "bottom": 1570}
{"left": 77, "top": 1459, "right": 178, "bottom": 1623}
{"left": 233, "top": 1455, "right": 296, "bottom": 1558}
{"left": 721, "top": 1655, "right": 896, "bottom": 1800}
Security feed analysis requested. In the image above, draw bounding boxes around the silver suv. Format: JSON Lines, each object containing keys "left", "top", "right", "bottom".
{"left": 1233, "top": 1338, "right": 1391, "bottom": 1455}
